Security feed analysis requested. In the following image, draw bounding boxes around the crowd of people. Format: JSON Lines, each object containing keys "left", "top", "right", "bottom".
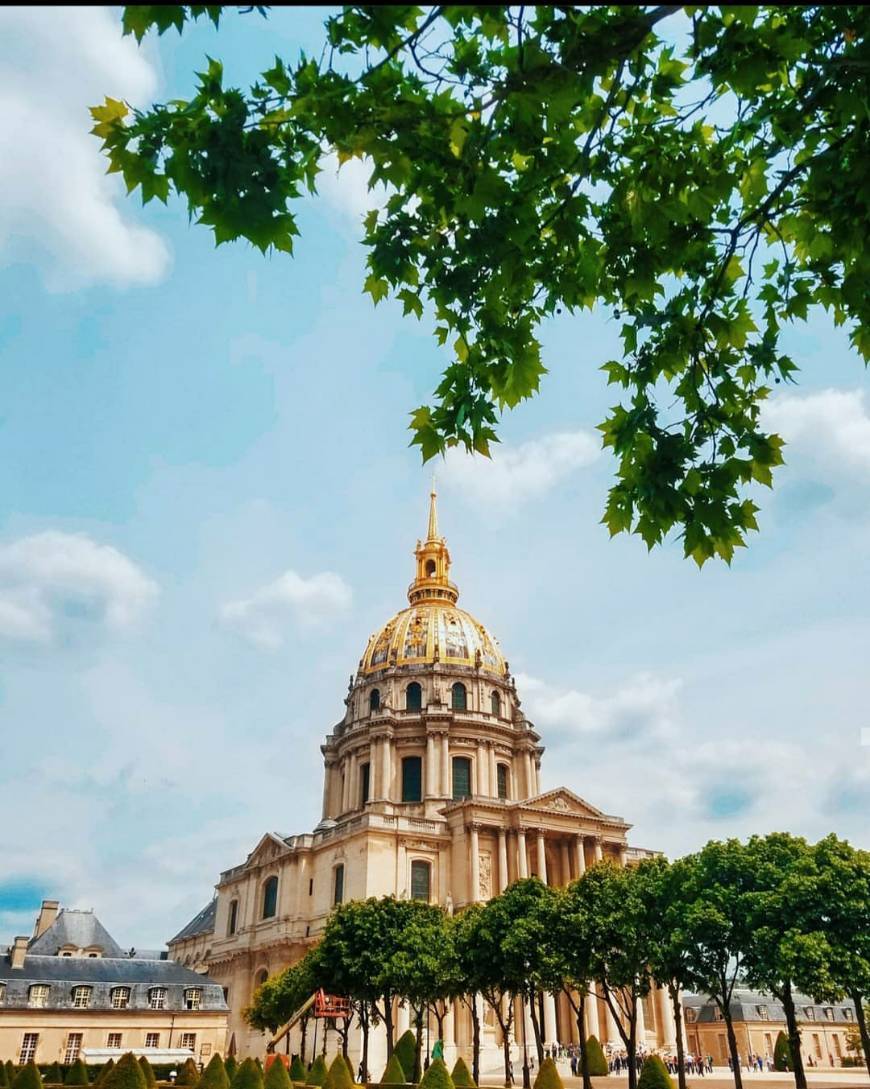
{"left": 538, "top": 1043, "right": 787, "bottom": 1078}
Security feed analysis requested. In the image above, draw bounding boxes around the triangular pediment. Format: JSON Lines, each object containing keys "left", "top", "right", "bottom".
{"left": 244, "top": 831, "right": 292, "bottom": 868}
{"left": 519, "top": 788, "right": 609, "bottom": 820}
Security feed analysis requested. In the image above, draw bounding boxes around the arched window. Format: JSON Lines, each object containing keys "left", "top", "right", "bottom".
{"left": 369, "top": 688, "right": 380, "bottom": 712}
{"left": 410, "top": 860, "right": 431, "bottom": 901}
{"left": 333, "top": 864, "right": 345, "bottom": 906}
{"left": 451, "top": 682, "right": 467, "bottom": 711}
{"left": 406, "top": 682, "right": 422, "bottom": 711}
{"left": 425, "top": 559, "right": 436, "bottom": 577}
{"left": 261, "top": 875, "right": 278, "bottom": 919}
{"left": 255, "top": 969, "right": 269, "bottom": 989}
{"left": 402, "top": 756, "right": 423, "bottom": 802}
{"left": 490, "top": 690, "right": 501, "bottom": 717}
{"left": 227, "top": 899, "right": 239, "bottom": 937}
{"left": 497, "top": 763, "right": 509, "bottom": 800}
{"left": 452, "top": 757, "right": 472, "bottom": 800}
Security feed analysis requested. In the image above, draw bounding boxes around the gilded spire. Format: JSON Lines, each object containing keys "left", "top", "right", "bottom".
{"left": 427, "top": 478, "right": 438, "bottom": 541}
{"left": 408, "top": 483, "right": 458, "bottom": 606}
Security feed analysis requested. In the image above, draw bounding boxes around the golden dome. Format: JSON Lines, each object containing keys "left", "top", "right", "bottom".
{"left": 360, "top": 489, "right": 507, "bottom": 678}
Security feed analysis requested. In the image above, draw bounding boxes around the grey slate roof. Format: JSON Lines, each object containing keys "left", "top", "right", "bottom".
{"left": 28, "top": 909, "right": 124, "bottom": 958}
{"left": 684, "top": 989, "right": 858, "bottom": 1025}
{"left": 0, "top": 954, "right": 227, "bottom": 1012}
{"left": 169, "top": 899, "right": 216, "bottom": 944}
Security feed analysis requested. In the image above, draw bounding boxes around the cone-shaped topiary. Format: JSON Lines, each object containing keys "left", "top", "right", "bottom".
{"left": 303, "top": 1057, "right": 326, "bottom": 1088}
{"left": 637, "top": 1056, "right": 673, "bottom": 1089}
{"left": 44, "top": 1065, "right": 64, "bottom": 1086}
{"left": 0, "top": 1063, "right": 8, "bottom": 1089}
{"left": 322, "top": 1057, "right": 351, "bottom": 1089}
{"left": 197, "top": 1055, "right": 229, "bottom": 1089}
{"left": 287, "top": 1060, "right": 305, "bottom": 1084}
{"left": 264, "top": 1061, "right": 291, "bottom": 1089}
{"left": 103, "top": 1055, "right": 146, "bottom": 1089}
{"left": 393, "top": 1034, "right": 416, "bottom": 1083}
{"left": 12, "top": 1065, "right": 44, "bottom": 1089}
{"left": 224, "top": 1060, "right": 238, "bottom": 1084}
{"left": 136, "top": 1059, "right": 155, "bottom": 1089}
{"left": 177, "top": 1060, "right": 199, "bottom": 1087}
{"left": 65, "top": 1061, "right": 90, "bottom": 1087}
{"left": 94, "top": 1062, "right": 115, "bottom": 1089}
{"left": 341, "top": 1058, "right": 354, "bottom": 1083}
{"left": 449, "top": 1059, "right": 474, "bottom": 1088}
{"left": 379, "top": 1056, "right": 406, "bottom": 1085}
{"left": 773, "top": 1031, "right": 792, "bottom": 1072}
{"left": 532, "top": 1058, "right": 562, "bottom": 1089}
{"left": 584, "top": 1037, "right": 608, "bottom": 1077}
{"left": 231, "top": 1060, "right": 263, "bottom": 1089}
{"left": 419, "top": 1060, "right": 453, "bottom": 1089}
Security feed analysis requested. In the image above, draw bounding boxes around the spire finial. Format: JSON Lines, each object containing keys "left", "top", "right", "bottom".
{"left": 427, "top": 476, "right": 438, "bottom": 541}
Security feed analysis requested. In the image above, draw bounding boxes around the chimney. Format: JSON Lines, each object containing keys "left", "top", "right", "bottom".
{"left": 33, "top": 899, "right": 60, "bottom": 940}
{"left": 10, "top": 936, "right": 28, "bottom": 969}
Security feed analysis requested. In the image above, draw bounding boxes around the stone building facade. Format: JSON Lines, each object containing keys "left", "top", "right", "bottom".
{"left": 1, "top": 901, "right": 227, "bottom": 1066}
{"left": 169, "top": 493, "right": 672, "bottom": 1068}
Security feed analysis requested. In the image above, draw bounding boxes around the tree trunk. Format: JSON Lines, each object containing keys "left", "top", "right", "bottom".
{"left": 361, "top": 1005, "right": 370, "bottom": 1084}
{"left": 574, "top": 990, "right": 592, "bottom": 1089}
{"left": 413, "top": 1004, "right": 424, "bottom": 1083}
{"left": 669, "top": 984, "right": 687, "bottom": 1089}
{"left": 487, "top": 993, "right": 514, "bottom": 1088}
{"left": 471, "top": 997, "right": 482, "bottom": 1086}
{"left": 528, "top": 990, "right": 544, "bottom": 1063}
{"left": 780, "top": 985, "right": 807, "bottom": 1089}
{"left": 626, "top": 996, "right": 638, "bottom": 1089}
{"left": 383, "top": 997, "right": 395, "bottom": 1058}
{"left": 721, "top": 1005, "right": 744, "bottom": 1089}
{"left": 300, "top": 1015, "right": 309, "bottom": 1066}
{"left": 848, "top": 989, "right": 870, "bottom": 1080}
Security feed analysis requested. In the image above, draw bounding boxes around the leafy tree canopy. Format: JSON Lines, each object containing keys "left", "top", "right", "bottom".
{"left": 97, "top": 4, "right": 869, "bottom": 564}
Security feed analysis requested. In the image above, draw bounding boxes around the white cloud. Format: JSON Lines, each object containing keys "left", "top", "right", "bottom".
{"left": 315, "top": 151, "right": 389, "bottom": 226}
{"left": 0, "top": 531, "right": 159, "bottom": 645}
{"left": 0, "top": 7, "right": 170, "bottom": 290}
{"left": 762, "top": 388, "right": 870, "bottom": 478}
{"left": 440, "top": 430, "right": 600, "bottom": 506}
{"left": 220, "top": 568, "right": 352, "bottom": 649}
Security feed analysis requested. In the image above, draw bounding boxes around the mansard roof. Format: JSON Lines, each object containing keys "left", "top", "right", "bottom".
{"left": 169, "top": 898, "right": 217, "bottom": 945}
{"left": 28, "top": 908, "right": 123, "bottom": 958}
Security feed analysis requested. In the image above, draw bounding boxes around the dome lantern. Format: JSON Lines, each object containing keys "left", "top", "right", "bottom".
{"left": 409, "top": 486, "right": 458, "bottom": 606}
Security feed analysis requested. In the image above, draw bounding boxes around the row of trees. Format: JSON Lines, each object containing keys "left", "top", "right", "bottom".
{"left": 247, "top": 834, "right": 869, "bottom": 1089}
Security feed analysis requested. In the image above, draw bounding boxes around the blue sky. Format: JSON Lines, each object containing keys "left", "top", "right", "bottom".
{"left": 0, "top": 7, "right": 868, "bottom": 949}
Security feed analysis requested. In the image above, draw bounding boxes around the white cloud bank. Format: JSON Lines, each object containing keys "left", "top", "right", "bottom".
{"left": 0, "top": 531, "right": 159, "bottom": 644}
{"left": 220, "top": 569, "right": 352, "bottom": 649}
{"left": 440, "top": 430, "right": 600, "bottom": 506}
{"left": 762, "top": 388, "right": 870, "bottom": 478}
{"left": 0, "top": 7, "right": 170, "bottom": 290}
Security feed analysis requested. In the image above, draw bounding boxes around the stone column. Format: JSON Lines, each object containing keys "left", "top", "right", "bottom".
{"left": 585, "top": 986, "right": 600, "bottom": 1041}
{"left": 489, "top": 745, "right": 498, "bottom": 797}
{"left": 618, "top": 844, "right": 628, "bottom": 867}
{"left": 517, "top": 829, "right": 529, "bottom": 878}
{"left": 470, "top": 825, "right": 480, "bottom": 903}
{"left": 477, "top": 742, "right": 488, "bottom": 795}
{"left": 498, "top": 829, "right": 508, "bottom": 892}
{"left": 537, "top": 831, "right": 548, "bottom": 884}
{"left": 397, "top": 1003, "right": 410, "bottom": 1034}
{"left": 576, "top": 835, "right": 587, "bottom": 877}
{"left": 535, "top": 760, "right": 542, "bottom": 794}
{"left": 560, "top": 841, "right": 571, "bottom": 886}
{"left": 381, "top": 737, "right": 392, "bottom": 802}
{"left": 603, "top": 991, "right": 620, "bottom": 1046}
{"left": 657, "top": 986, "right": 677, "bottom": 1048}
{"left": 593, "top": 837, "right": 604, "bottom": 863}
{"left": 523, "top": 751, "right": 533, "bottom": 797}
{"left": 440, "top": 733, "right": 450, "bottom": 797}
{"left": 443, "top": 1001, "right": 455, "bottom": 1047}
{"left": 426, "top": 733, "right": 437, "bottom": 797}
{"left": 322, "top": 759, "right": 332, "bottom": 819}
{"left": 370, "top": 739, "right": 381, "bottom": 799}
{"left": 636, "top": 994, "right": 646, "bottom": 1044}
{"left": 543, "top": 993, "right": 558, "bottom": 1046}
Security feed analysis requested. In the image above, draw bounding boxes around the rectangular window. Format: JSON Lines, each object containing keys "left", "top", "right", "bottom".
{"left": 72, "top": 987, "right": 91, "bottom": 1009}
{"left": 308, "top": 878, "right": 314, "bottom": 896}
{"left": 180, "top": 1033, "right": 196, "bottom": 1051}
{"left": 410, "top": 860, "right": 431, "bottom": 901}
{"left": 20, "top": 1034, "right": 39, "bottom": 1064}
{"left": 833, "top": 1036, "right": 842, "bottom": 1058}
{"left": 64, "top": 1034, "right": 83, "bottom": 1065}
{"left": 333, "top": 864, "right": 345, "bottom": 906}
{"left": 29, "top": 985, "right": 49, "bottom": 1008}
{"left": 764, "top": 1034, "right": 772, "bottom": 1054}
{"left": 451, "top": 757, "right": 471, "bottom": 800}
{"left": 149, "top": 988, "right": 166, "bottom": 1010}
{"left": 756, "top": 1005, "right": 770, "bottom": 1020}
{"left": 112, "top": 987, "right": 130, "bottom": 1009}
{"left": 201, "top": 1044, "right": 212, "bottom": 1058}
{"left": 107, "top": 1034, "right": 123, "bottom": 1050}
{"left": 497, "top": 764, "right": 509, "bottom": 800}
{"left": 145, "top": 1033, "right": 160, "bottom": 1049}
{"left": 228, "top": 899, "right": 238, "bottom": 937}
{"left": 360, "top": 763, "right": 370, "bottom": 806}
{"left": 402, "top": 756, "right": 422, "bottom": 802}
{"left": 185, "top": 989, "right": 202, "bottom": 1011}
{"left": 813, "top": 1034, "right": 822, "bottom": 1058}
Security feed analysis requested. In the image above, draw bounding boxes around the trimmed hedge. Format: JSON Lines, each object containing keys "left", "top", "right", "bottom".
{"left": 0, "top": 1063, "right": 8, "bottom": 1089}
{"left": 223, "top": 1061, "right": 238, "bottom": 1084}
{"left": 287, "top": 1062, "right": 305, "bottom": 1084}
{"left": 43, "top": 1066, "right": 64, "bottom": 1086}
{"left": 449, "top": 1059, "right": 474, "bottom": 1089}
{"left": 137, "top": 1060, "right": 156, "bottom": 1089}
{"left": 177, "top": 1061, "right": 200, "bottom": 1088}
{"left": 378, "top": 1056, "right": 405, "bottom": 1086}
{"left": 392, "top": 1034, "right": 415, "bottom": 1085}
{"left": 231, "top": 1061, "right": 263, "bottom": 1089}
{"left": 12, "top": 1066, "right": 44, "bottom": 1089}
{"left": 197, "top": 1056, "right": 229, "bottom": 1089}
{"left": 95, "top": 1061, "right": 115, "bottom": 1089}
{"left": 104, "top": 1055, "right": 147, "bottom": 1089}
{"left": 64, "top": 1062, "right": 90, "bottom": 1088}
{"left": 304, "top": 1058, "right": 327, "bottom": 1089}
{"left": 774, "top": 1031, "right": 792, "bottom": 1072}
{"left": 584, "top": 1037, "right": 608, "bottom": 1078}
{"left": 419, "top": 1060, "right": 452, "bottom": 1089}
{"left": 322, "top": 1058, "right": 351, "bottom": 1089}
{"left": 637, "top": 1056, "right": 673, "bottom": 1089}
{"left": 264, "top": 1061, "right": 291, "bottom": 1089}
{"left": 532, "top": 1059, "right": 562, "bottom": 1089}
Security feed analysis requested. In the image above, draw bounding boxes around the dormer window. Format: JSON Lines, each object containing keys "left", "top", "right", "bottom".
{"left": 29, "top": 985, "right": 50, "bottom": 1008}
{"left": 111, "top": 987, "right": 130, "bottom": 1010}
{"left": 184, "top": 988, "right": 202, "bottom": 1011}
{"left": 149, "top": 987, "right": 167, "bottom": 1010}
{"left": 72, "top": 986, "right": 92, "bottom": 1009}
{"left": 685, "top": 1008, "right": 697, "bottom": 1024}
